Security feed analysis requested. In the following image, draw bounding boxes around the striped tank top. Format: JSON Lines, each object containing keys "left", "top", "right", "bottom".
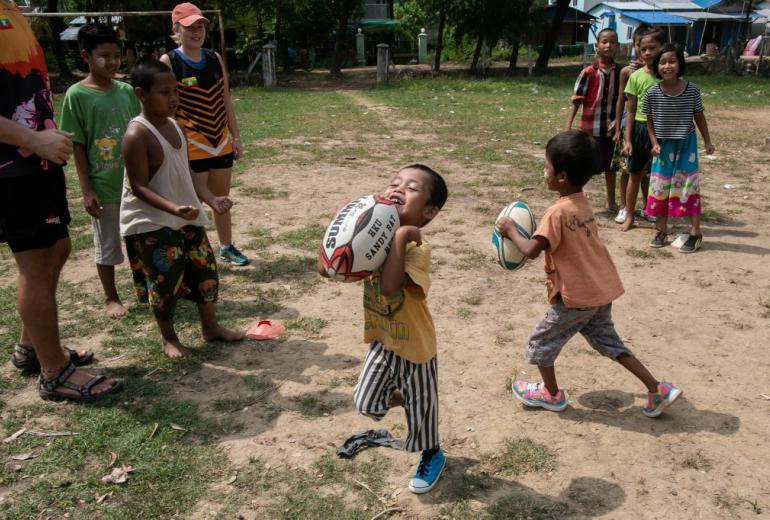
{"left": 166, "top": 48, "right": 232, "bottom": 162}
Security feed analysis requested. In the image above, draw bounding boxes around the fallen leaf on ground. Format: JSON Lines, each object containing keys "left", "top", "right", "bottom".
{"left": 226, "top": 474, "right": 237, "bottom": 484}
{"left": 96, "top": 491, "right": 113, "bottom": 504}
{"left": 761, "top": 394, "right": 770, "bottom": 400}
{"left": 108, "top": 452, "right": 118, "bottom": 467}
{"left": 9, "top": 452, "right": 36, "bottom": 461}
{"left": 101, "top": 465, "right": 134, "bottom": 484}
{"left": 3, "top": 428, "right": 26, "bottom": 444}
{"left": 169, "top": 423, "right": 188, "bottom": 431}
{"left": 148, "top": 422, "right": 159, "bottom": 439}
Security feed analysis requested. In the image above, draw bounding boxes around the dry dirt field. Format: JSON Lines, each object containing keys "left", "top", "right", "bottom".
{"left": 1, "top": 72, "right": 769, "bottom": 519}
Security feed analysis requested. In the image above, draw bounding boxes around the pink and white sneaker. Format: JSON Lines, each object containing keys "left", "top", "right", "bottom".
{"left": 643, "top": 381, "right": 683, "bottom": 418}
{"left": 512, "top": 381, "right": 569, "bottom": 412}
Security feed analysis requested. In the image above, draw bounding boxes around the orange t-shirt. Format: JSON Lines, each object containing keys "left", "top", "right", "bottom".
{"left": 533, "top": 192, "right": 624, "bottom": 308}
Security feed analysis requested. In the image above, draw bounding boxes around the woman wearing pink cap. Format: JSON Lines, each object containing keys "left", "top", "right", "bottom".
{"left": 160, "top": 2, "right": 249, "bottom": 266}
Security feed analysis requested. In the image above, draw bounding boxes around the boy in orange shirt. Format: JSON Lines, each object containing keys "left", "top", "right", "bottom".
{"left": 495, "top": 131, "right": 681, "bottom": 417}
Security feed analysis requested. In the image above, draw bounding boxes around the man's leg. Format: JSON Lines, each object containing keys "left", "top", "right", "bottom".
{"left": 14, "top": 239, "right": 117, "bottom": 396}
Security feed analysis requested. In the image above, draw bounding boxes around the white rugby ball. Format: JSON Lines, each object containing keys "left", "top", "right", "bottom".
{"left": 492, "top": 201, "right": 536, "bottom": 271}
{"left": 319, "top": 194, "right": 400, "bottom": 282}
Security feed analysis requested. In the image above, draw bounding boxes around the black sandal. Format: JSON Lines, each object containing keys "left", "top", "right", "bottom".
{"left": 11, "top": 343, "right": 95, "bottom": 373}
{"left": 38, "top": 363, "right": 122, "bottom": 403}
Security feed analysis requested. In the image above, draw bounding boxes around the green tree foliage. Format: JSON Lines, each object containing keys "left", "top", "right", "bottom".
{"left": 394, "top": 0, "right": 428, "bottom": 43}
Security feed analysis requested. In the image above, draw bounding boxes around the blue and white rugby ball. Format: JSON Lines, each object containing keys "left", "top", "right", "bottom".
{"left": 491, "top": 201, "right": 536, "bottom": 271}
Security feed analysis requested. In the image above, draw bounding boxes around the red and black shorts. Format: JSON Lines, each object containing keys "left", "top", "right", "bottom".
{"left": 0, "top": 169, "right": 71, "bottom": 253}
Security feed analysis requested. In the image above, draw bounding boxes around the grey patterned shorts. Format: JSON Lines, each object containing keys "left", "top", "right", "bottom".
{"left": 526, "top": 298, "right": 633, "bottom": 366}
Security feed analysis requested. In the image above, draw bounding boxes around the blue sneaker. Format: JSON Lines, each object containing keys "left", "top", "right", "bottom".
{"left": 219, "top": 244, "right": 249, "bottom": 266}
{"left": 408, "top": 448, "right": 445, "bottom": 494}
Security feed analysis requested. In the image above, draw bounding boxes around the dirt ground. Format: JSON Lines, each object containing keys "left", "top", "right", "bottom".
{"left": 9, "top": 74, "right": 770, "bottom": 518}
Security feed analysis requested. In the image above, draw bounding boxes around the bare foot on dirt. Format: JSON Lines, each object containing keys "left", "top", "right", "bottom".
{"left": 105, "top": 300, "right": 128, "bottom": 319}
{"left": 162, "top": 338, "right": 191, "bottom": 358}
{"left": 203, "top": 325, "right": 245, "bottom": 343}
{"left": 620, "top": 216, "right": 635, "bottom": 232}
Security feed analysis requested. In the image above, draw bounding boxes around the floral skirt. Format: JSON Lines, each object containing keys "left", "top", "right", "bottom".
{"left": 645, "top": 132, "right": 701, "bottom": 218}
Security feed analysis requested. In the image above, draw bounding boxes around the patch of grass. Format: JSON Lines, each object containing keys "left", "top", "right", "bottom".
{"left": 437, "top": 500, "right": 476, "bottom": 519}
{"left": 239, "top": 185, "right": 289, "bottom": 200}
{"left": 682, "top": 450, "right": 713, "bottom": 471}
{"left": 242, "top": 374, "right": 273, "bottom": 391}
{"left": 488, "top": 493, "right": 572, "bottom": 520}
{"left": 291, "top": 390, "right": 340, "bottom": 417}
{"left": 486, "top": 438, "right": 557, "bottom": 477}
{"left": 626, "top": 247, "right": 655, "bottom": 260}
{"left": 278, "top": 223, "right": 326, "bottom": 252}
{"left": 461, "top": 294, "right": 483, "bottom": 306}
{"left": 327, "top": 374, "right": 359, "bottom": 389}
{"left": 701, "top": 208, "right": 733, "bottom": 223}
{"left": 0, "top": 397, "right": 226, "bottom": 518}
{"left": 656, "top": 248, "right": 674, "bottom": 258}
{"left": 442, "top": 471, "right": 495, "bottom": 500}
{"left": 285, "top": 316, "right": 329, "bottom": 338}
{"left": 246, "top": 226, "right": 273, "bottom": 252}
{"left": 457, "top": 307, "right": 473, "bottom": 319}
{"left": 455, "top": 247, "right": 490, "bottom": 270}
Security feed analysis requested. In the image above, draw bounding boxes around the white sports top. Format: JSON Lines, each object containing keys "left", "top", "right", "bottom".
{"left": 120, "top": 115, "right": 208, "bottom": 236}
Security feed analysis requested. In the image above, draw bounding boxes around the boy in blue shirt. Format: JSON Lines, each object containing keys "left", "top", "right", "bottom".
{"left": 60, "top": 24, "right": 140, "bottom": 318}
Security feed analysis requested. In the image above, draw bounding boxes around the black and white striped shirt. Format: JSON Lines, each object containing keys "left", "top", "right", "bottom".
{"left": 642, "top": 82, "right": 704, "bottom": 140}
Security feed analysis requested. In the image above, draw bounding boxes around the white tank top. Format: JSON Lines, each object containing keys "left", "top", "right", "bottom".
{"left": 120, "top": 116, "right": 209, "bottom": 236}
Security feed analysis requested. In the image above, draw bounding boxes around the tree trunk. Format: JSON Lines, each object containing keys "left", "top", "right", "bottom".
{"left": 433, "top": 3, "right": 447, "bottom": 72}
{"left": 535, "top": 0, "right": 569, "bottom": 72}
{"left": 509, "top": 37, "right": 520, "bottom": 69}
{"left": 46, "top": 0, "right": 72, "bottom": 79}
{"left": 470, "top": 33, "right": 483, "bottom": 73}
{"left": 331, "top": 0, "right": 354, "bottom": 76}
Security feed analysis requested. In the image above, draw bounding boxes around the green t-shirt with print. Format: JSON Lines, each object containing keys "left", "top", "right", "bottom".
{"left": 624, "top": 68, "right": 660, "bottom": 123}
{"left": 59, "top": 80, "right": 141, "bottom": 203}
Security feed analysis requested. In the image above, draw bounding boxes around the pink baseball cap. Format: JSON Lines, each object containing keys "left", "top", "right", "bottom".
{"left": 171, "top": 3, "right": 209, "bottom": 27}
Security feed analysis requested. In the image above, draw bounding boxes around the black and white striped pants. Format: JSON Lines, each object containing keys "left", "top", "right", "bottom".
{"left": 353, "top": 341, "right": 439, "bottom": 452}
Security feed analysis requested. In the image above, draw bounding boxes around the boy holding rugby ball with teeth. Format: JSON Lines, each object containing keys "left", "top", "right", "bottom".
{"left": 495, "top": 131, "right": 682, "bottom": 418}
{"left": 318, "top": 164, "right": 448, "bottom": 493}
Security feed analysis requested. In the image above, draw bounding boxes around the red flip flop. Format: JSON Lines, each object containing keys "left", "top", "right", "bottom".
{"left": 246, "top": 320, "right": 285, "bottom": 340}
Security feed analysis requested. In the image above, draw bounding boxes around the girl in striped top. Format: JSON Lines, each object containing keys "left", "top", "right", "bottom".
{"left": 642, "top": 44, "right": 714, "bottom": 253}
{"left": 160, "top": 2, "right": 249, "bottom": 266}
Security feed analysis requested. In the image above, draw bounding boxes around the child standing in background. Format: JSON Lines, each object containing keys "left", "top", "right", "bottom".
{"left": 620, "top": 28, "right": 665, "bottom": 232}
{"left": 613, "top": 23, "right": 651, "bottom": 224}
{"left": 60, "top": 24, "right": 141, "bottom": 318}
{"left": 160, "top": 2, "right": 248, "bottom": 266}
{"left": 121, "top": 59, "right": 243, "bottom": 358}
{"left": 566, "top": 28, "right": 621, "bottom": 213}
{"left": 643, "top": 44, "right": 714, "bottom": 253}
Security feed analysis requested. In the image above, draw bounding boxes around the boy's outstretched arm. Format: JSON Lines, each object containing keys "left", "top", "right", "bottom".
{"left": 495, "top": 217, "right": 548, "bottom": 259}
{"left": 122, "top": 124, "right": 198, "bottom": 220}
{"left": 379, "top": 225, "right": 422, "bottom": 297}
{"left": 191, "top": 172, "right": 232, "bottom": 215}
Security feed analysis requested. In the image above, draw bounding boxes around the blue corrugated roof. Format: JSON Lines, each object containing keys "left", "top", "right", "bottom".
{"left": 619, "top": 10, "right": 693, "bottom": 24}
{"left": 692, "top": 0, "right": 722, "bottom": 7}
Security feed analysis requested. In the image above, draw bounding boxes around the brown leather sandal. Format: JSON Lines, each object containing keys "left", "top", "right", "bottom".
{"left": 12, "top": 343, "right": 95, "bottom": 373}
{"left": 38, "top": 363, "right": 122, "bottom": 403}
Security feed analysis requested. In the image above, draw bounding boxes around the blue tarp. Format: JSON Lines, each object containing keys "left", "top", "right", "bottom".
{"left": 692, "top": 0, "right": 722, "bottom": 8}
{"left": 619, "top": 10, "right": 694, "bottom": 24}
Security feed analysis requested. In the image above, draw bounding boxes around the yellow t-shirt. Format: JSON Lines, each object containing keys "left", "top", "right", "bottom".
{"left": 363, "top": 242, "right": 436, "bottom": 364}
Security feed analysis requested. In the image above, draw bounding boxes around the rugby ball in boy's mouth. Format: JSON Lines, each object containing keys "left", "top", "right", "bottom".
{"left": 492, "top": 201, "right": 536, "bottom": 271}
{"left": 320, "top": 195, "right": 400, "bottom": 282}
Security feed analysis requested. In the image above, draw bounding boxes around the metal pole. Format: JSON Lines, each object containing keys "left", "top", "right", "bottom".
{"left": 218, "top": 11, "right": 227, "bottom": 75}
{"left": 698, "top": 19, "right": 707, "bottom": 55}
{"left": 22, "top": 10, "right": 222, "bottom": 17}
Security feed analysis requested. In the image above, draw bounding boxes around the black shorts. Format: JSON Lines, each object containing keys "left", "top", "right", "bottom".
{"left": 190, "top": 152, "right": 234, "bottom": 173}
{"left": 628, "top": 121, "right": 652, "bottom": 174}
{"left": 0, "top": 169, "right": 71, "bottom": 253}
